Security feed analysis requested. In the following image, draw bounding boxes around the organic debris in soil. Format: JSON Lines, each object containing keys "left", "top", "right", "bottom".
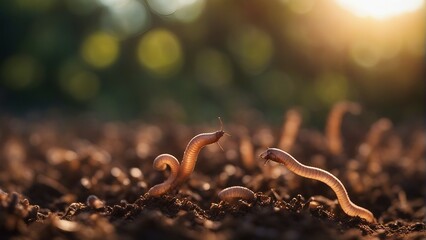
{"left": 0, "top": 117, "right": 425, "bottom": 239}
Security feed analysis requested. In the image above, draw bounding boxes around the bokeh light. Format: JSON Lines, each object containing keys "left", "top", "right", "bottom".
{"left": 194, "top": 48, "right": 233, "bottom": 88}
{"left": 1, "top": 55, "right": 43, "bottom": 90}
{"left": 284, "top": 0, "right": 315, "bottom": 14}
{"left": 0, "top": 1, "right": 424, "bottom": 123}
{"left": 172, "top": 0, "right": 206, "bottom": 23}
{"left": 101, "top": 0, "right": 150, "bottom": 39}
{"left": 228, "top": 26, "right": 274, "bottom": 75}
{"left": 96, "top": 0, "right": 124, "bottom": 7}
{"left": 335, "top": 0, "right": 424, "bottom": 19}
{"left": 59, "top": 60, "right": 100, "bottom": 102}
{"left": 81, "top": 32, "right": 119, "bottom": 69}
{"left": 147, "top": 0, "right": 206, "bottom": 22}
{"left": 350, "top": 41, "right": 381, "bottom": 68}
{"left": 146, "top": 0, "right": 177, "bottom": 15}
{"left": 137, "top": 28, "right": 183, "bottom": 77}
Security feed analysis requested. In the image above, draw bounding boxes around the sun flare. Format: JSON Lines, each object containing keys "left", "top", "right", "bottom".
{"left": 335, "top": 0, "right": 424, "bottom": 19}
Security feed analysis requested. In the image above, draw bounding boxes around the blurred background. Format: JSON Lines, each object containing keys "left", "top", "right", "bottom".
{"left": 0, "top": 0, "right": 424, "bottom": 126}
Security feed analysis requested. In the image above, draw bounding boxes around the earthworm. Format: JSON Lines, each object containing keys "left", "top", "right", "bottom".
{"left": 326, "top": 102, "right": 361, "bottom": 155}
{"left": 278, "top": 108, "right": 302, "bottom": 151}
{"left": 218, "top": 186, "right": 255, "bottom": 203}
{"left": 260, "top": 148, "right": 375, "bottom": 223}
{"left": 173, "top": 121, "right": 225, "bottom": 187}
{"left": 147, "top": 154, "right": 180, "bottom": 196}
{"left": 358, "top": 118, "right": 392, "bottom": 159}
{"left": 407, "top": 131, "right": 425, "bottom": 160}
{"left": 239, "top": 130, "right": 256, "bottom": 171}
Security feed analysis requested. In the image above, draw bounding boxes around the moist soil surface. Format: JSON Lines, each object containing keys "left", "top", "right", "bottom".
{"left": 0, "top": 117, "right": 425, "bottom": 240}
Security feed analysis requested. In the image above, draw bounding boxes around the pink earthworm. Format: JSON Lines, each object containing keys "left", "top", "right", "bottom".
{"left": 218, "top": 186, "right": 255, "bottom": 203}
{"left": 260, "top": 148, "right": 375, "bottom": 223}
{"left": 147, "top": 154, "right": 180, "bottom": 196}
{"left": 239, "top": 131, "right": 256, "bottom": 171}
{"left": 358, "top": 118, "right": 392, "bottom": 159}
{"left": 173, "top": 122, "right": 226, "bottom": 187}
{"left": 326, "top": 102, "right": 361, "bottom": 155}
{"left": 278, "top": 108, "right": 302, "bottom": 151}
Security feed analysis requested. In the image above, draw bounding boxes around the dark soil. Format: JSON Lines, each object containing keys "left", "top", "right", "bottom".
{"left": 0, "top": 116, "right": 425, "bottom": 240}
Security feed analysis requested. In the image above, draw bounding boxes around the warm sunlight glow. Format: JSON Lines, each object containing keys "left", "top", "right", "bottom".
{"left": 335, "top": 0, "right": 424, "bottom": 19}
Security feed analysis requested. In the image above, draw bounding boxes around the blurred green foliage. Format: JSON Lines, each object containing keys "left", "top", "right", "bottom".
{"left": 0, "top": 0, "right": 424, "bottom": 126}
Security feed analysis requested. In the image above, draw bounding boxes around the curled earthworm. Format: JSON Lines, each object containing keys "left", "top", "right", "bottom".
{"left": 173, "top": 120, "right": 226, "bottom": 187}
{"left": 326, "top": 102, "right": 361, "bottom": 155}
{"left": 278, "top": 108, "right": 302, "bottom": 151}
{"left": 260, "top": 148, "right": 375, "bottom": 223}
{"left": 218, "top": 186, "right": 255, "bottom": 203}
{"left": 147, "top": 154, "right": 180, "bottom": 196}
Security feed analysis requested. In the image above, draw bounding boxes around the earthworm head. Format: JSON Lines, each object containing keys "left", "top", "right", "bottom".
{"left": 215, "top": 130, "right": 225, "bottom": 139}
{"left": 214, "top": 117, "right": 229, "bottom": 140}
{"left": 347, "top": 102, "right": 362, "bottom": 115}
{"left": 259, "top": 148, "right": 279, "bottom": 165}
{"left": 212, "top": 130, "right": 226, "bottom": 152}
{"left": 153, "top": 160, "right": 167, "bottom": 171}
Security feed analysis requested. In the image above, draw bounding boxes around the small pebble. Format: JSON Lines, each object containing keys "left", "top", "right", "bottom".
{"left": 86, "top": 195, "right": 104, "bottom": 209}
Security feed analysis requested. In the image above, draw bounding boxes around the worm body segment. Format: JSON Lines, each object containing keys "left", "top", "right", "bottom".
{"left": 278, "top": 109, "right": 302, "bottom": 151}
{"left": 148, "top": 154, "right": 180, "bottom": 196}
{"left": 260, "top": 148, "right": 375, "bottom": 223}
{"left": 359, "top": 118, "right": 392, "bottom": 159}
{"left": 239, "top": 133, "right": 256, "bottom": 171}
{"left": 218, "top": 186, "right": 255, "bottom": 203}
{"left": 326, "top": 102, "right": 361, "bottom": 155}
{"left": 174, "top": 130, "right": 225, "bottom": 186}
